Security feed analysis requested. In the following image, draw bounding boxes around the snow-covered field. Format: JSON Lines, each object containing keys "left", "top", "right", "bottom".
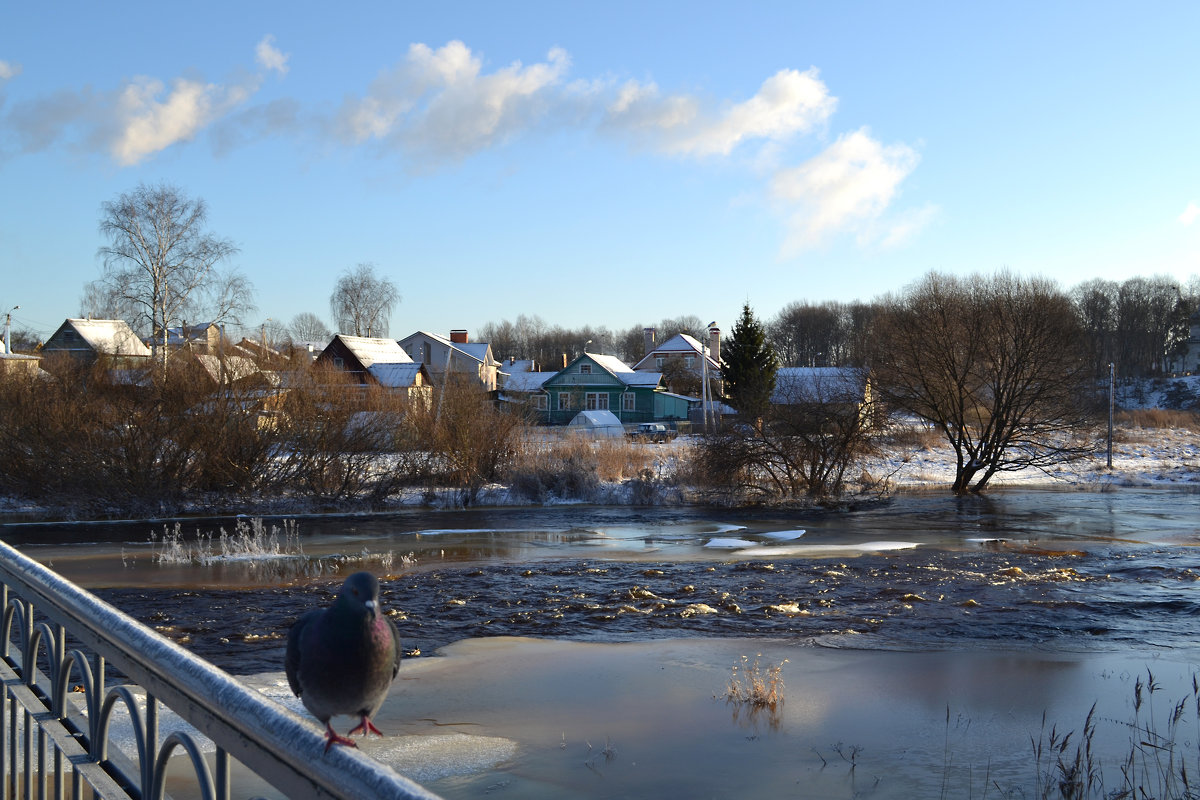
{"left": 866, "top": 422, "right": 1200, "bottom": 491}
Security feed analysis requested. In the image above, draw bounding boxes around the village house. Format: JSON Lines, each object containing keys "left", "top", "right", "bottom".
{"left": 398, "top": 329, "right": 501, "bottom": 392}
{"left": 771, "top": 366, "right": 875, "bottom": 424}
{"left": 539, "top": 351, "right": 691, "bottom": 425}
{"left": 1167, "top": 309, "right": 1200, "bottom": 374}
{"left": 159, "top": 322, "right": 223, "bottom": 353}
{"left": 632, "top": 326, "right": 722, "bottom": 396}
{"left": 41, "top": 319, "right": 151, "bottom": 364}
{"left": 314, "top": 334, "right": 433, "bottom": 404}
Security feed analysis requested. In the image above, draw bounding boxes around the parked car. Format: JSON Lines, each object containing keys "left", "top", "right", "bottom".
{"left": 628, "top": 422, "right": 676, "bottom": 443}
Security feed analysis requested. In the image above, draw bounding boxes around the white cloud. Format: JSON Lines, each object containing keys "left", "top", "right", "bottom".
{"left": 605, "top": 68, "right": 835, "bottom": 157}
{"left": 112, "top": 76, "right": 254, "bottom": 165}
{"left": 1180, "top": 202, "right": 1200, "bottom": 226}
{"left": 0, "top": 60, "right": 21, "bottom": 81}
{"left": 336, "top": 41, "right": 571, "bottom": 161}
{"left": 771, "top": 127, "right": 920, "bottom": 252}
{"left": 256, "top": 35, "right": 289, "bottom": 76}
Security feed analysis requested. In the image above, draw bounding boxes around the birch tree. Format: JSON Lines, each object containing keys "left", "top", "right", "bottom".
{"left": 330, "top": 263, "right": 400, "bottom": 337}
{"left": 93, "top": 183, "right": 252, "bottom": 362}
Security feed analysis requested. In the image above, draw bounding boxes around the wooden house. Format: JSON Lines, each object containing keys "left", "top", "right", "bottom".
{"left": 314, "top": 334, "right": 433, "bottom": 405}
{"left": 398, "top": 329, "right": 501, "bottom": 392}
{"left": 771, "top": 367, "right": 874, "bottom": 425}
{"left": 41, "top": 319, "right": 151, "bottom": 364}
{"left": 540, "top": 352, "right": 664, "bottom": 425}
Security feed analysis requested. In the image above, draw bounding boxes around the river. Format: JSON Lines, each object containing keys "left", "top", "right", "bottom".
{"left": 3, "top": 487, "right": 1199, "bottom": 797}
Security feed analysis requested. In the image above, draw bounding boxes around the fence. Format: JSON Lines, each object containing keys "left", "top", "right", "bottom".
{"left": 0, "top": 539, "right": 442, "bottom": 800}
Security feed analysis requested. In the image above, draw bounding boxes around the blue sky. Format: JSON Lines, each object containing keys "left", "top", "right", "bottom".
{"left": 3, "top": 2, "right": 1199, "bottom": 342}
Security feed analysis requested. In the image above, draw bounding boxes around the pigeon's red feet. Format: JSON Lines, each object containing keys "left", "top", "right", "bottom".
{"left": 324, "top": 722, "right": 359, "bottom": 753}
{"left": 348, "top": 715, "right": 384, "bottom": 737}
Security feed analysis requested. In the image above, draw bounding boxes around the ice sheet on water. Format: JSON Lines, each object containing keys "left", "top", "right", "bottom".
{"left": 761, "top": 529, "right": 807, "bottom": 540}
{"left": 729, "top": 540, "right": 920, "bottom": 557}
{"left": 704, "top": 538, "right": 759, "bottom": 549}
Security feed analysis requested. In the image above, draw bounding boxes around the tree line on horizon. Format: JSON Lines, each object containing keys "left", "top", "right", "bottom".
{"left": 4, "top": 181, "right": 1195, "bottom": 386}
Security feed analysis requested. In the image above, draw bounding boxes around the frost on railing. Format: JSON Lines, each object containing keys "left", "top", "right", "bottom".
{"left": 0, "top": 539, "right": 440, "bottom": 800}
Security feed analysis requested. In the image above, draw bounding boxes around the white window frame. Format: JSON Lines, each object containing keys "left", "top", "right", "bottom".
{"left": 579, "top": 363, "right": 592, "bottom": 374}
{"left": 622, "top": 392, "right": 636, "bottom": 412}
{"left": 558, "top": 393, "right": 572, "bottom": 411}
{"left": 532, "top": 394, "right": 548, "bottom": 411}
{"left": 586, "top": 392, "right": 609, "bottom": 411}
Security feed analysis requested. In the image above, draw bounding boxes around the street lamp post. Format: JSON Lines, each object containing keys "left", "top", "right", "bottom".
{"left": 4, "top": 306, "right": 17, "bottom": 354}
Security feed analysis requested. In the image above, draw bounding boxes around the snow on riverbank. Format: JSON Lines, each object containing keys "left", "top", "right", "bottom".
{"left": 870, "top": 423, "right": 1200, "bottom": 491}
{"left": 0, "top": 422, "right": 1196, "bottom": 519}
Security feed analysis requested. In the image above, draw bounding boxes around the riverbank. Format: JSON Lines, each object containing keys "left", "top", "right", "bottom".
{"left": 235, "top": 636, "right": 1200, "bottom": 800}
{"left": 1, "top": 420, "right": 1196, "bottom": 521}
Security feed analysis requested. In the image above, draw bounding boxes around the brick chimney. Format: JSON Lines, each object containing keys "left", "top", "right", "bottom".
{"left": 643, "top": 327, "right": 656, "bottom": 357}
{"left": 708, "top": 326, "right": 720, "bottom": 364}
{"left": 450, "top": 329, "right": 468, "bottom": 344}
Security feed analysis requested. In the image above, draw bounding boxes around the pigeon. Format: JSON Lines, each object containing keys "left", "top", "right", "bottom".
{"left": 286, "top": 571, "right": 402, "bottom": 752}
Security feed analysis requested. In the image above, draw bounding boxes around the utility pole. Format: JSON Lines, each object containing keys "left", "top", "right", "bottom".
{"left": 1107, "top": 362, "right": 1115, "bottom": 469}
{"left": 701, "top": 320, "right": 715, "bottom": 433}
{"left": 4, "top": 305, "right": 17, "bottom": 353}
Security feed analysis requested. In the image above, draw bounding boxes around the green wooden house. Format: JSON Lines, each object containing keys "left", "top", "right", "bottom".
{"left": 540, "top": 353, "right": 670, "bottom": 425}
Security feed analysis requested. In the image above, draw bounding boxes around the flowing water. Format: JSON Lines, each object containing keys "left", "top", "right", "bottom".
{"left": 3, "top": 488, "right": 1198, "bottom": 672}
{"left": 3, "top": 488, "right": 1200, "bottom": 798}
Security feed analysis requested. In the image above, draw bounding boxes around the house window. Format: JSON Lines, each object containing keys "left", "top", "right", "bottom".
{"left": 532, "top": 395, "right": 548, "bottom": 411}
{"left": 558, "top": 393, "right": 572, "bottom": 411}
{"left": 586, "top": 392, "right": 609, "bottom": 411}
{"left": 333, "top": 357, "right": 344, "bottom": 368}
{"left": 685, "top": 356, "right": 695, "bottom": 368}
{"left": 579, "top": 364, "right": 591, "bottom": 374}
{"left": 655, "top": 357, "right": 664, "bottom": 369}
{"left": 622, "top": 392, "right": 636, "bottom": 412}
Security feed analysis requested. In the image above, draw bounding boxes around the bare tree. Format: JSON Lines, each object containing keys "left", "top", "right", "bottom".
{"left": 290, "top": 312, "right": 331, "bottom": 343}
{"left": 330, "top": 263, "right": 400, "bottom": 337}
{"left": 1071, "top": 278, "right": 1118, "bottom": 378}
{"left": 695, "top": 369, "right": 881, "bottom": 502}
{"left": 93, "top": 182, "right": 253, "bottom": 361}
{"left": 872, "top": 271, "right": 1099, "bottom": 494}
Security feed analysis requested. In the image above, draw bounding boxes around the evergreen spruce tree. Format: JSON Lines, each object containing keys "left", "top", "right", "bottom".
{"left": 720, "top": 302, "right": 778, "bottom": 419}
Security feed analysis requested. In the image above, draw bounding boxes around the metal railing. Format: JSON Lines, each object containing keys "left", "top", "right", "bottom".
{"left": 0, "top": 539, "right": 442, "bottom": 800}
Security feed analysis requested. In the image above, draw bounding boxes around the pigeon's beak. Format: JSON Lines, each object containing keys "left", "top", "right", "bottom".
{"left": 365, "top": 599, "right": 379, "bottom": 619}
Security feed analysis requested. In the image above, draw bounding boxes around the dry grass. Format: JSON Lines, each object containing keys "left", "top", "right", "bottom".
{"left": 723, "top": 654, "right": 787, "bottom": 709}
{"left": 884, "top": 423, "right": 944, "bottom": 451}
{"left": 1115, "top": 408, "right": 1200, "bottom": 432}
{"left": 506, "top": 434, "right": 653, "bottom": 501}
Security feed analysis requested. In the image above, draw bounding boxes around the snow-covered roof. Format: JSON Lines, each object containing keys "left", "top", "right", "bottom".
{"left": 632, "top": 333, "right": 720, "bottom": 372}
{"left": 368, "top": 362, "right": 424, "bottom": 388}
{"left": 163, "top": 323, "right": 218, "bottom": 346}
{"left": 503, "top": 359, "right": 537, "bottom": 373}
{"left": 61, "top": 319, "right": 152, "bottom": 357}
{"left": 772, "top": 367, "right": 868, "bottom": 404}
{"left": 400, "top": 331, "right": 495, "bottom": 365}
{"left": 336, "top": 335, "right": 413, "bottom": 368}
{"left": 502, "top": 371, "right": 554, "bottom": 392}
